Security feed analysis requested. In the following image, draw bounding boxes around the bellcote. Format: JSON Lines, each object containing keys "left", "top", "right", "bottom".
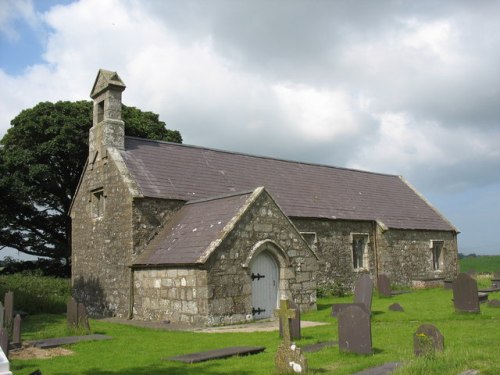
{"left": 89, "top": 69, "right": 126, "bottom": 160}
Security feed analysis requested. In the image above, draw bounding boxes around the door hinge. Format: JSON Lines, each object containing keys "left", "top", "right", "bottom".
{"left": 252, "top": 307, "right": 266, "bottom": 315}
{"left": 251, "top": 272, "right": 265, "bottom": 281}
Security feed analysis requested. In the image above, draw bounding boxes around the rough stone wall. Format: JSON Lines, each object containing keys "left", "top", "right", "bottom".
{"left": 133, "top": 267, "right": 208, "bottom": 324}
{"left": 71, "top": 156, "right": 133, "bottom": 317}
{"left": 203, "top": 191, "right": 319, "bottom": 326}
{"left": 376, "top": 228, "right": 458, "bottom": 284}
{"left": 292, "top": 218, "right": 375, "bottom": 290}
{"left": 132, "top": 198, "right": 184, "bottom": 256}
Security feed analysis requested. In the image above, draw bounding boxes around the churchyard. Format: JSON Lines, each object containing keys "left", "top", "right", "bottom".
{"left": 7, "top": 272, "right": 500, "bottom": 375}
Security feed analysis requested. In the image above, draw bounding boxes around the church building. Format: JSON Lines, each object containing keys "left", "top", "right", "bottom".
{"left": 70, "top": 70, "right": 459, "bottom": 325}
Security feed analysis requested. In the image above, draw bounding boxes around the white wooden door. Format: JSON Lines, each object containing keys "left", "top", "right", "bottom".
{"left": 251, "top": 252, "right": 279, "bottom": 319}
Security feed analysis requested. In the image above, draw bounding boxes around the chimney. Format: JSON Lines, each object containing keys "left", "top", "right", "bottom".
{"left": 88, "top": 69, "right": 126, "bottom": 162}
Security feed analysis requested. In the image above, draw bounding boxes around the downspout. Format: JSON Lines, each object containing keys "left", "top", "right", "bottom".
{"left": 372, "top": 221, "right": 379, "bottom": 283}
{"left": 128, "top": 267, "right": 134, "bottom": 319}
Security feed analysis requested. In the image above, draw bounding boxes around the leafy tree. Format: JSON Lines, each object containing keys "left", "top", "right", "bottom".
{"left": 0, "top": 101, "right": 181, "bottom": 273}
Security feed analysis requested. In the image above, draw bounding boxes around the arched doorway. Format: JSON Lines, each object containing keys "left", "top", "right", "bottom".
{"left": 250, "top": 251, "right": 279, "bottom": 319}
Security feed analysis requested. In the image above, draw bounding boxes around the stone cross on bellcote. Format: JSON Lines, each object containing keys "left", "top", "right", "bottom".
{"left": 275, "top": 299, "right": 297, "bottom": 345}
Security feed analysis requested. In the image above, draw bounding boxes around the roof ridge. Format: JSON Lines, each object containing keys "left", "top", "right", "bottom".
{"left": 124, "top": 136, "right": 399, "bottom": 178}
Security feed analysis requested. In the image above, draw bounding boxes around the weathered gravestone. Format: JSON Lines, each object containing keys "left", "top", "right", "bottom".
{"left": 11, "top": 315, "right": 21, "bottom": 348}
{"left": 274, "top": 299, "right": 307, "bottom": 374}
{"left": 338, "top": 304, "right": 372, "bottom": 355}
{"left": 413, "top": 324, "right": 444, "bottom": 357}
{"left": 452, "top": 273, "right": 480, "bottom": 313}
{"left": 332, "top": 274, "right": 373, "bottom": 317}
{"left": 67, "top": 298, "right": 91, "bottom": 334}
{"left": 3, "top": 292, "right": 13, "bottom": 332}
{"left": 488, "top": 299, "right": 500, "bottom": 307}
{"left": 279, "top": 300, "right": 301, "bottom": 340}
{"left": 389, "top": 303, "right": 404, "bottom": 312}
{"left": 0, "top": 302, "right": 4, "bottom": 330}
{"left": 377, "top": 274, "right": 392, "bottom": 297}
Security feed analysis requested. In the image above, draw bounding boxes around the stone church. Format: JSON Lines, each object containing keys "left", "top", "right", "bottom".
{"left": 70, "top": 69, "right": 459, "bottom": 325}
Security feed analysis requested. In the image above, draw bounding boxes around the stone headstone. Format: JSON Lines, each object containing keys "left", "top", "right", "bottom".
{"left": 488, "top": 299, "right": 500, "bottom": 307}
{"left": 353, "top": 274, "right": 373, "bottom": 312}
{"left": 389, "top": 303, "right": 404, "bottom": 312}
{"left": 12, "top": 314, "right": 21, "bottom": 348}
{"left": 331, "top": 302, "right": 369, "bottom": 317}
{"left": 377, "top": 274, "right": 392, "bottom": 297}
{"left": 67, "top": 298, "right": 78, "bottom": 329}
{"left": 452, "top": 273, "right": 480, "bottom": 313}
{"left": 3, "top": 292, "right": 13, "bottom": 330}
{"left": 413, "top": 324, "right": 444, "bottom": 357}
{"left": 77, "top": 303, "right": 91, "bottom": 334}
{"left": 274, "top": 300, "right": 307, "bottom": 374}
{"left": 0, "top": 329, "right": 7, "bottom": 358}
{"left": 338, "top": 304, "right": 372, "bottom": 355}
{"left": 279, "top": 300, "right": 301, "bottom": 340}
{"left": 0, "top": 302, "right": 4, "bottom": 330}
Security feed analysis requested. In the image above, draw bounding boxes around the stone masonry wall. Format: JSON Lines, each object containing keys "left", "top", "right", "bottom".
{"left": 133, "top": 267, "right": 208, "bottom": 324}
{"left": 71, "top": 156, "right": 133, "bottom": 317}
{"left": 203, "top": 191, "right": 319, "bottom": 326}
{"left": 292, "top": 218, "right": 375, "bottom": 290}
{"left": 376, "top": 228, "right": 458, "bottom": 284}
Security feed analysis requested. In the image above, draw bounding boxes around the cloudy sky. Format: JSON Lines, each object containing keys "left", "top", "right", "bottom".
{"left": 1, "top": 0, "right": 499, "bottom": 256}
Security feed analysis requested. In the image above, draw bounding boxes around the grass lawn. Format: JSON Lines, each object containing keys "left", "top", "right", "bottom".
{"left": 459, "top": 256, "right": 500, "bottom": 274}
{"left": 11, "top": 285, "right": 500, "bottom": 375}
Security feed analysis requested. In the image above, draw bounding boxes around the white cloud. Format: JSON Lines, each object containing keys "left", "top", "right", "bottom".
{"left": 0, "top": 0, "right": 37, "bottom": 42}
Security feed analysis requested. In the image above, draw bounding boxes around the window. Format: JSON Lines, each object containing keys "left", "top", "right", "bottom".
{"left": 97, "top": 100, "right": 104, "bottom": 123}
{"left": 431, "top": 241, "right": 443, "bottom": 270}
{"left": 301, "top": 232, "right": 317, "bottom": 251}
{"left": 352, "top": 234, "right": 369, "bottom": 270}
{"left": 91, "top": 189, "right": 105, "bottom": 218}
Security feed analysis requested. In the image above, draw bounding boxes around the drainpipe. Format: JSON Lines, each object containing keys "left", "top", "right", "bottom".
{"left": 128, "top": 267, "right": 134, "bottom": 319}
{"left": 373, "top": 221, "right": 379, "bottom": 283}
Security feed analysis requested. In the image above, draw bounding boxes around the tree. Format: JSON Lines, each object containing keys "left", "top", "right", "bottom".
{"left": 0, "top": 101, "right": 182, "bottom": 272}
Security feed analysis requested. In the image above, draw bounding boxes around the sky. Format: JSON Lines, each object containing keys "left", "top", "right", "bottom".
{"left": 0, "top": 0, "right": 499, "bottom": 257}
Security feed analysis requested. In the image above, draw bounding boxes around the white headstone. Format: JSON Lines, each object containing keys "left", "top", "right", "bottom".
{"left": 0, "top": 346, "right": 12, "bottom": 375}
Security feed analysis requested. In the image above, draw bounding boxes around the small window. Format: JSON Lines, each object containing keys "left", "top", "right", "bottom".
{"left": 301, "top": 232, "right": 317, "bottom": 250}
{"left": 352, "top": 234, "right": 369, "bottom": 270}
{"left": 91, "top": 189, "right": 105, "bottom": 218}
{"left": 431, "top": 241, "right": 443, "bottom": 270}
{"left": 97, "top": 100, "right": 105, "bottom": 123}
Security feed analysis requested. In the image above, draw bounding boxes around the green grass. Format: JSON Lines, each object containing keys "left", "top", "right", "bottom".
{"left": 11, "top": 287, "right": 500, "bottom": 375}
{"left": 459, "top": 255, "right": 500, "bottom": 274}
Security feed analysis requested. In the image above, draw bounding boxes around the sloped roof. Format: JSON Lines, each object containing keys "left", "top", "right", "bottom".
{"left": 121, "top": 137, "right": 456, "bottom": 232}
{"left": 134, "top": 190, "right": 256, "bottom": 266}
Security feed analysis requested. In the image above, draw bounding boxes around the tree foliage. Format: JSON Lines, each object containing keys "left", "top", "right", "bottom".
{"left": 0, "top": 100, "right": 181, "bottom": 271}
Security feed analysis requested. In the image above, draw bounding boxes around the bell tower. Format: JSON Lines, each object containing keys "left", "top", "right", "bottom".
{"left": 89, "top": 69, "right": 126, "bottom": 163}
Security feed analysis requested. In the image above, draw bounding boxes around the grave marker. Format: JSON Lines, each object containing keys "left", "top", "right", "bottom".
{"left": 77, "top": 303, "right": 91, "bottom": 334}
{"left": 67, "top": 298, "right": 78, "bottom": 329}
{"left": 389, "top": 303, "right": 404, "bottom": 312}
{"left": 452, "top": 273, "right": 480, "bottom": 313}
{"left": 0, "top": 302, "right": 4, "bottom": 330}
{"left": 11, "top": 315, "right": 21, "bottom": 348}
{"left": 3, "top": 293, "right": 13, "bottom": 332}
{"left": 274, "top": 299, "right": 308, "bottom": 374}
{"left": 413, "top": 324, "right": 444, "bottom": 357}
{"left": 354, "top": 274, "right": 374, "bottom": 311}
{"left": 377, "top": 274, "right": 392, "bottom": 297}
{"left": 279, "top": 300, "right": 301, "bottom": 340}
{"left": 488, "top": 299, "right": 500, "bottom": 308}
{"left": 338, "top": 304, "right": 372, "bottom": 355}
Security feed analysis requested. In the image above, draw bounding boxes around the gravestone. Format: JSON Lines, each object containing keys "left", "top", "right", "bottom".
{"left": 279, "top": 300, "right": 301, "bottom": 340}
{"left": 0, "top": 302, "right": 4, "bottom": 330}
{"left": 77, "top": 303, "right": 91, "bottom": 334}
{"left": 338, "top": 304, "right": 372, "bottom": 355}
{"left": 389, "top": 303, "right": 404, "bottom": 312}
{"left": 377, "top": 274, "right": 392, "bottom": 297}
{"left": 332, "top": 302, "right": 369, "bottom": 317}
{"left": 452, "top": 273, "right": 480, "bottom": 313}
{"left": 274, "top": 299, "right": 307, "bottom": 374}
{"left": 67, "top": 298, "right": 78, "bottom": 329}
{"left": 354, "top": 274, "right": 374, "bottom": 311}
{"left": 0, "top": 329, "right": 7, "bottom": 358}
{"left": 11, "top": 315, "right": 21, "bottom": 348}
{"left": 488, "top": 299, "right": 500, "bottom": 307}
{"left": 413, "top": 324, "right": 444, "bottom": 357}
{"left": 3, "top": 292, "right": 13, "bottom": 331}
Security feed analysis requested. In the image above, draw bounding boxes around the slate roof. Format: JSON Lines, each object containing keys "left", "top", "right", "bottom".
{"left": 121, "top": 137, "right": 456, "bottom": 232}
{"left": 133, "top": 190, "right": 255, "bottom": 266}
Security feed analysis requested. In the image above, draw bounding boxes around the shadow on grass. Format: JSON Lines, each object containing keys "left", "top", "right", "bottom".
{"left": 316, "top": 303, "right": 332, "bottom": 311}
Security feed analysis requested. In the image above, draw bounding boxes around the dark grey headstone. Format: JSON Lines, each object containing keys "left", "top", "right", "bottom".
{"left": 4, "top": 292, "right": 13, "bottom": 329}
{"left": 12, "top": 314, "right": 21, "bottom": 347}
{"left": 67, "top": 297, "right": 78, "bottom": 328}
{"left": 165, "top": 346, "right": 266, "bottom": 363}
{"left": 338, "top": 304, "right": 372, "bottom": 355}
{"left": 488, "top": 299, "right": 500, "bottom": 307}
{"left": 377, "top": 274, "right": 392, "bottom": 297}
{"left": 32, "top": 334, "right": 112, "bottom": 349}
{"left": 354, "top": 274, "right": 373, "bottom": 312}
{"left": 332, "top": 302, "right": 369, "bottom": 317}
{"left": 389, "top": 303, "right": 404, "bottom": 312}
{"left": 77, "top": 303, "right": 91, "bottom": 334}
{"left": 0, "top": 302, "right": 4, "bottom": 329}
{"left": 413, "top": 324, "right": 444, "bottom": 357}
{"left": 353, "top": 362, "right": 401, "bottom": 375}
{"left": 279, "top": 300, "right": 301, "bottom": 340}
{"left": 0, "top": 328, "right": 8, "bottom": 357}
{"left": 452, "top": 273, "right": 480, "bottom": 313}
